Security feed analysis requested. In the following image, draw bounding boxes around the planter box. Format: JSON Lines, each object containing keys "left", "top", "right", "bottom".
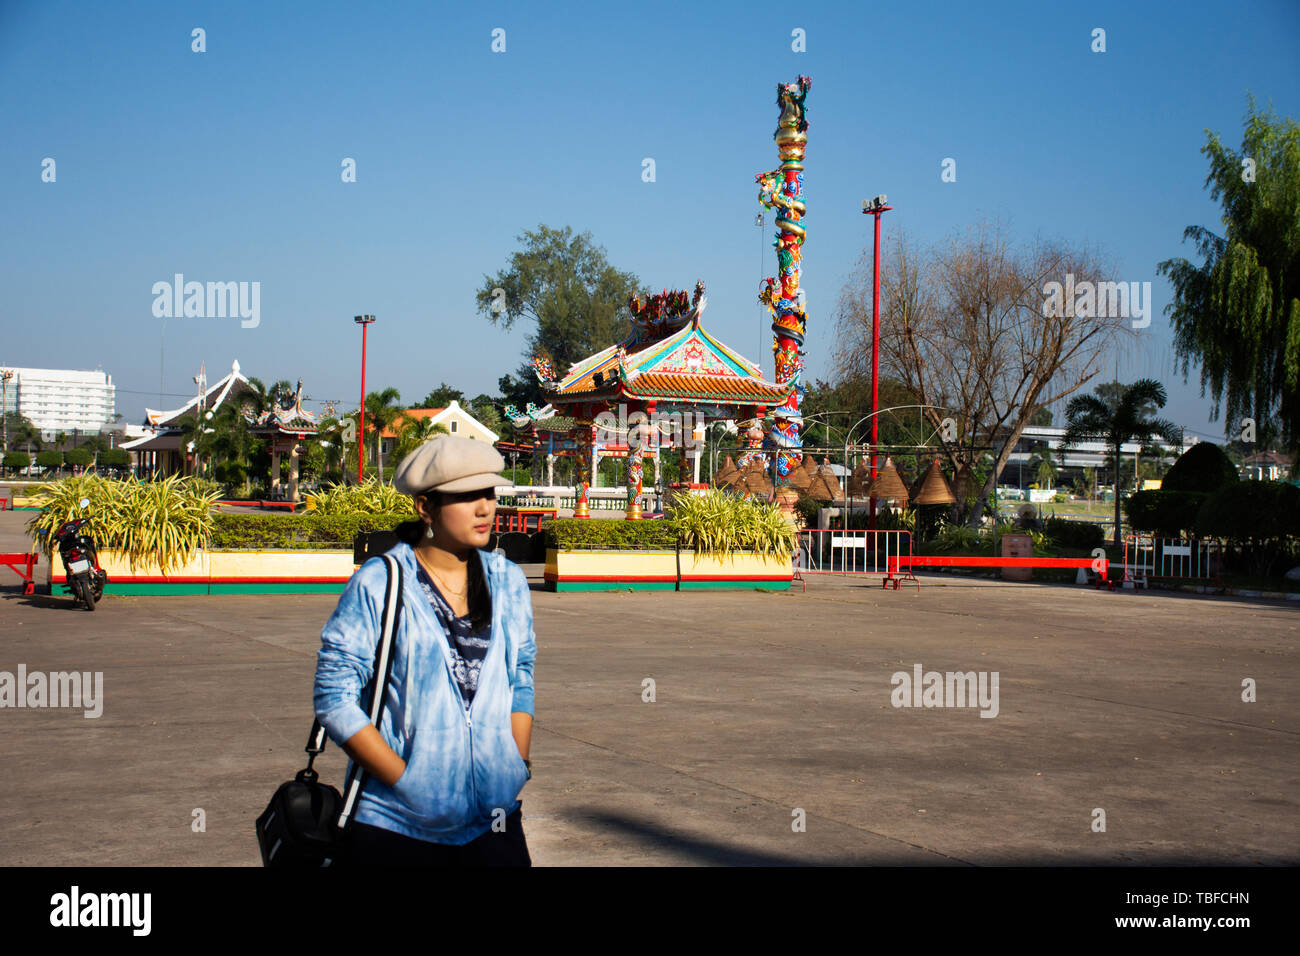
{"left": 47, "top": 549, "right": 357, "bottom": 596}
{"left": 545, "top": 547, "right": 792, "bottom": 592}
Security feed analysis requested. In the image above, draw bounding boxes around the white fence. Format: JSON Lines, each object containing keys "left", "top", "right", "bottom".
{"left": 1121, "top": 535, "right": 1221, "bottom": 587}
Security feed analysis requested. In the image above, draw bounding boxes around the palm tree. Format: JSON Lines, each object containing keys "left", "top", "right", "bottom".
{"left": 364, "top": 388, "right": 403, "bottom": 480}
{"left": 1029, "top": 442, "right": 1058, "bottom": 489}
{"left": 390, "top": 414, "right": 450, "bottom": 469}
{"left": 1061, "top": 379, "right": 1181, "bottom": 547}
{"left": 315, "top": 412, "right": 362, "bottom": 481}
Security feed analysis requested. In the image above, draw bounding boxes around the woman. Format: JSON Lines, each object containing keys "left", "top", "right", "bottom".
{"left": 314, "top": 436, "right": 536, "bottom": 865}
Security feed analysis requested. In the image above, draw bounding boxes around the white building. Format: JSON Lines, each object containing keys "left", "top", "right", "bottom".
{"left": 1, "top": 367, "right": 116, "bottom": 438}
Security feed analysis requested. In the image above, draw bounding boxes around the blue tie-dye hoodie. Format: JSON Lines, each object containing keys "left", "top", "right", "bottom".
{"left": 314, "top": 542, "right": 535, "bottom": 845}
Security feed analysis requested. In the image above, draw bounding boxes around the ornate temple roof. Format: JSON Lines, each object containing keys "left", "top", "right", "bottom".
{"left": 247, "top": 379, "right": 318, "bottom": 435}
{"left": 541, "top": 290, "right": 794, "bottom": 408}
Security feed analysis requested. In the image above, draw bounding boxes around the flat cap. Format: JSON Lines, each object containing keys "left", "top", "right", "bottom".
{"left": 393, "top": 435, "right": 507, "bottom": 496}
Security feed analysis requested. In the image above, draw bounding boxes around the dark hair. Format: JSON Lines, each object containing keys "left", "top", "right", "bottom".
{"left": 400, "top": 492, "right": 493, "bottom": 631}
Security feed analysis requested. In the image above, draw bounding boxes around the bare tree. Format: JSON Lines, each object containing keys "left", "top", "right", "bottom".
{"left": 835, "top": 218, "right": 1129, "bottom": 526}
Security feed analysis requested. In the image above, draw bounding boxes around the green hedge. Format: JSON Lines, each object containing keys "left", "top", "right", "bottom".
{"left": 1043, "top": 518, "right": 1105, "bottom": 550}
{"left": 208, "top": 512, "right": 411, "bottom": 550}
{"left": 1162, "top": 442, "right": 1238, "bottom": 494}
{"left": 545, "top": 518, "right": 679, "bottom": 551}
{"left": 1195, "top": 480, "right": 1300, "bottom": 541}
{"left": 1123, "top": 490, "right": 1207, "bottom": 536}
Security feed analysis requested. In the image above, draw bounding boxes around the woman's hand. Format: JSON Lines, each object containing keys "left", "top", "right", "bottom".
{"left": 341, "top": 725, "right": 407, "bottom": 787}
{"left": 511, "top": 712, "right": 533, "bottom": 762}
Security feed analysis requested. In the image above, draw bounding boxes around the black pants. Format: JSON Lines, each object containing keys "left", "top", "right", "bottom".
{"left": 347, "top": 808, "right": 532, "bottom": 867}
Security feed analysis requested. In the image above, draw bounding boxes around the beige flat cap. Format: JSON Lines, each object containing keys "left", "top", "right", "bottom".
{"left": 393, "top": 435, "right": 507, "bottom": 495}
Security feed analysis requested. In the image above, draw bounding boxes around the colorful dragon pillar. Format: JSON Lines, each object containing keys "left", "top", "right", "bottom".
{"left": 756, "top": 75, "right": 811, "bottom": 479}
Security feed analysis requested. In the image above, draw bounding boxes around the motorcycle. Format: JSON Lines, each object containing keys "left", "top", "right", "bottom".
{"left": 53, "top": 497, "right": 108, "bottom": 611}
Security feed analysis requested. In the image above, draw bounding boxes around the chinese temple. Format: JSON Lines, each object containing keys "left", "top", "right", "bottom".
{"left": 532, "top": 281, "right": 794, "bottom": 518}
{"left": 246, "top": 379, "right": 318, "bottom": 502}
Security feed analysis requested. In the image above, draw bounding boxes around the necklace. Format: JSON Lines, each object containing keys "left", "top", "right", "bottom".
{"left": 416, "top": 550, "right": 468, "bottom": 599}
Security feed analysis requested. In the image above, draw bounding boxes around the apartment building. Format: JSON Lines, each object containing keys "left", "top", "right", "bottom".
{"left": 0, "top": 366, "right": 116, "bottom": 437}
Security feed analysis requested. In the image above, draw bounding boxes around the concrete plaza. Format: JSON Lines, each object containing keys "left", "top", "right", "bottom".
{"left": 0, "top": 509, "right": 1296, "bottom": 865}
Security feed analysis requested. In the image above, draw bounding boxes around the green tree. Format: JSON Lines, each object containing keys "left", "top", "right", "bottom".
{"left": 418, "top": 383, "right": 465, "bottom": 409}
{"left": 467, "top": 394, "right": 502, "bottom": 434}
{"left": 36, "top": 449, "right": 62, "bottom": 473}
{"left": 390, "top": 414, "right": 450, "bottom": 470}
{"left": 63, "top": 447, "right": 92, "bottom": 470}
{"left": 1158, "top": 96, "right": 1300, "bottom": 452}
{"left": 1162, "top": 441, "right": 1239, "bottom": 493}
{"left": 1030, "top": 443, "right": 1058, "bottom": 488}
{"left": 364, "top": 388, "right": 403, "bottom": 479}
{"left": 3, "top": 450, "right": 30, "bottom": 473}
{"left": 4, "top": 413, "right": 40, "bottom": 454}
{"left": 476, "top": 224, "right": 643, "bottom": 403}
{"left": 1061, "top": 379, "right": 1182, "bottom": 547}
{"left": 100, "top": 448, "right": 130, "bottom": 472}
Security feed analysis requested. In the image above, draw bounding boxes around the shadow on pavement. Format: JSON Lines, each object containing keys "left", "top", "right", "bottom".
{"left": 558, "top": 807, "right": 965, "bottom": 866}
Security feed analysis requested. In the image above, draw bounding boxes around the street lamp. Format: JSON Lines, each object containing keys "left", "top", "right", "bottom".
{"left": 354, "top": 315, "right": 375, "bottom": 482}
{"left": 861, "top": 194, "right": 893, "bottom": 530}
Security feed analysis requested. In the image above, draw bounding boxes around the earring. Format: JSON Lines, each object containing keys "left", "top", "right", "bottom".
{"left": 425, "top": 523, "right": 435, "bottom": 539}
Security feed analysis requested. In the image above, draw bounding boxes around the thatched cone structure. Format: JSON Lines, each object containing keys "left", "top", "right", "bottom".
{"left": 913, "top": 459, "right": 957, "bottom": 506}
{"left": 739, "top": 459, "right": 773, "bottom": 497}
{"left": 784, "top": 454, "right": 814, "bottom": 493}
{"left": 713, "top": 455, "right": 740, "bottom": 488}
{"left": 866, "top": 457, "right": 910, "bottom": 504}
{"left": 847, "top": 458, "right": 872, "bottom": 498}
{"left": 798, "top": 454, "right": 821, "bottom": 490}
{"left": 804, "top": 458, "right": 842, "bottom": 502}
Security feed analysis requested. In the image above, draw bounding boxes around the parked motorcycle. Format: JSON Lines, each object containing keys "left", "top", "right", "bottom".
{"left": 53, "top": 497, "right": 107, "bottom": 610}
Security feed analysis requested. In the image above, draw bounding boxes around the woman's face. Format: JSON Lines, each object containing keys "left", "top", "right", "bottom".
{"left": 417, "top": 488, "right": 496, "bottom": 552}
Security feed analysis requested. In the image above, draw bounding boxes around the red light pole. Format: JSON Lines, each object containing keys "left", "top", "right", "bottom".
{"left": 354, "top": 314, "right": 375, "bottom": 483}
{"left": 861, "top": 195, "right": 892, "bottom": 531}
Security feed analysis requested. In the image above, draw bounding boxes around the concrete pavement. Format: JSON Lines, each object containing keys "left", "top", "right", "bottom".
{"left": 0, "top": 508, "right": 1296, "bottom": 865}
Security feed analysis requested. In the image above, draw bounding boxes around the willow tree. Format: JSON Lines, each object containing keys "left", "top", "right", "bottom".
{"left": 1158, "top": 97, "right": 1300, "bottom": 454}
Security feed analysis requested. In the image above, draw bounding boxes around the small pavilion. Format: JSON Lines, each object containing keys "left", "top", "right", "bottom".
{"left": 535, "top": 281, "right": 794, "bottom": 518}
{"left": 247, "top": 380, "right": 318, "bottom": 501}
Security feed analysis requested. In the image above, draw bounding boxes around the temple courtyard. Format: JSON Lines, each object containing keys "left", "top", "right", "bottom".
{"left": 0, "top": 511, "right": 1295, "bottom": 866}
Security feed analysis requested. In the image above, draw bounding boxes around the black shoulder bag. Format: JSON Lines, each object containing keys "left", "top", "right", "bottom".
{"left": 256, "top": 553, "right": 404, "bottom": 867}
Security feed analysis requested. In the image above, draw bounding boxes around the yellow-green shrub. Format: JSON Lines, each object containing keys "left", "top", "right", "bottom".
{"left": 305, "top": 478, "right": 414, "bottom": 515}
{"left": 26, "top": 474, "right": 220, "bottom": 572}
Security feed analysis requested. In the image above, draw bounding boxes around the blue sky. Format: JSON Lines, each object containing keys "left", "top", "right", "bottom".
{"left": 3, "top": 0, "right": 1298, "bottom": 440}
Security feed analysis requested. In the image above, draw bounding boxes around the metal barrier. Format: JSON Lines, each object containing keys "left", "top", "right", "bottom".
{"left": 1122, "top": 535, "right": 1221, "bottom": 588}
{"left": 796, "top": 529, "right": 917, "bottom": 588}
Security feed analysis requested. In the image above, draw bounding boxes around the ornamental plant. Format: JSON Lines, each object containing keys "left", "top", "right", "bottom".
{"left": 544, "top": 490, "right": 796, "bottom": 557}
{"left": 26, "top": 474, "right": 221, "bottom": 572}
{"left": 666, "top": 487, "right": 795, "bottom": 557}
{"left": 304, "top": 477, "right": 415, "bottom": 516}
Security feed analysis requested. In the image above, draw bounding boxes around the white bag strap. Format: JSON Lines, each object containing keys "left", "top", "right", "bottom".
{"left": 336, "top": 553, "right": 403, "bottom": 829}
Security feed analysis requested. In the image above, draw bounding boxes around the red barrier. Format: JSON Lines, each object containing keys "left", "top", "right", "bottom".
{"left": 888, "top": 554, "right": 1111, "bottom": 590}
{"left": 0, "top": 552, "right": 39, "bottom": 595}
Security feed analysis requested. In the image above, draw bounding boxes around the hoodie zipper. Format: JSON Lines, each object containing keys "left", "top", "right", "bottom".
{"left": 410, "top": 547, "right": 503, "bottom": 818}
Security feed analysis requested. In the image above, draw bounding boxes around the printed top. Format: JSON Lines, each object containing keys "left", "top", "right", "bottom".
{"left": 414, "top": 564, "right": 491, "bottom": 708}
